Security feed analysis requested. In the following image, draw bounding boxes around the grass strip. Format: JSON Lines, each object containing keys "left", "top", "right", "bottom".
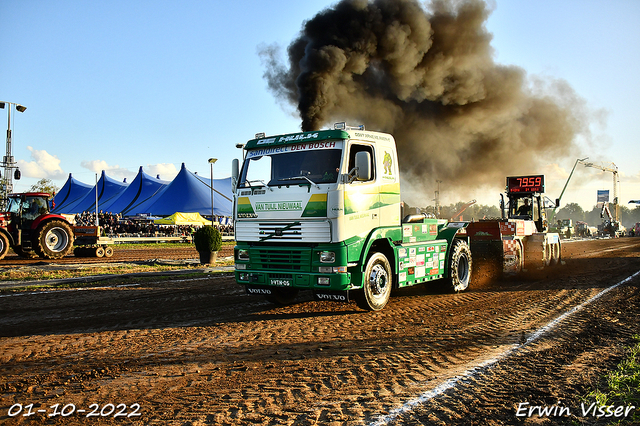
{"left": 580, "top": 334, "right": 640, "bottom": 425}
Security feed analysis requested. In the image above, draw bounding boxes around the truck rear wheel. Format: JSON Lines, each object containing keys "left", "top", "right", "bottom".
{"left": 356, "top": 252, "right": 392, "bottom": 311}
{"left": 0, "top": 232, "right": 9, "bottom": 260}
{"left": 34, "top": 220, "right": 74, "bottom": 259}
{"left": 444, "top": 240, "right": 472, "bottom": 293}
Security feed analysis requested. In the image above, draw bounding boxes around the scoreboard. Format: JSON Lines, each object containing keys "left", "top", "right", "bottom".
{"left": 507, "top": 175, "right": 544, "bottom": 194}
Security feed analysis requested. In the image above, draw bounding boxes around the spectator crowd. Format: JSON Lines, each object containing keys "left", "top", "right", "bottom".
{"left": 73, "top": 211, "right": 234, "bottom": 238}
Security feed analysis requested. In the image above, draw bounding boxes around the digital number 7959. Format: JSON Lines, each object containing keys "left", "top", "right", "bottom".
{"left": 516, "top": 176, "right": 542, "bottom": 187}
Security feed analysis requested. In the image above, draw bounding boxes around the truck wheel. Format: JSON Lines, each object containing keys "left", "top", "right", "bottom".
{"left": 265, "top": 287, "right": 299, "bottom": 305}
{"left": 95, "top": 246, "right": 105, "bottom": 258}
{"left": 445, "top": 240, "right": 472, "bottom": 293}
{"left": 0, "top": 233, "right": 8, "bottom": 260}
{"left": 104, "top": 246, "right": 114, "bottom": 258}
{"left": 34, "top": 220, "right": 74, "bottom": 259}
{"left": 356, "top": 252, "right": 392, "bottom": 311}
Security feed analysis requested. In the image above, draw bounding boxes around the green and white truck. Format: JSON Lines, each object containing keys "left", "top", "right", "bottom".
{"left": 231, "top": 123, "right": 472, "bottom": 311}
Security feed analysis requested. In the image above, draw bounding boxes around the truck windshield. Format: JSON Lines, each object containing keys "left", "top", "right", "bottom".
{"left": 239, "top": 145, "right": 343, "bottom": 188}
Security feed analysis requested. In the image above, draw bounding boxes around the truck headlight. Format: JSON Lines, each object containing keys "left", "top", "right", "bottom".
{"left": 237, "top": 249, "right": 250, "bottom": 261}
{"left": 319, "top": 251, "right": 335, "bottom": 263}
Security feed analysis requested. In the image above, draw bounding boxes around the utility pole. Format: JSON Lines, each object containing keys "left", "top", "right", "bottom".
{"left": 434, "top": 180, "right": 442, "bottom": 218}
{"left": 0, "top": 101, "right": 27, "bottom": 206}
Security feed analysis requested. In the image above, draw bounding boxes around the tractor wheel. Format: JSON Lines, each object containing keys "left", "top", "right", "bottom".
{"left": 104, "top": 246, "right": 114, "bottom": 258}
{"left": 550, "top": 241, "right": 561, "bottom": 266}
{"left": 0, "top": 232, "right": 9, "bottom": 261}
{"left": 95, "top": 246, "right": 105, "bottom": 258}
{"left": 356, "top": 252, "right": 393, "bottom": 311}
{"left": 34, "top": 220, "right": 74, "bottom": 259}
{"left": 265, "top": 287, "right": 299, "bottom": 305}
{"left": 543, "top": 243, "right": 552, "bottom": 267}
{"left": 443, "top": 240, "right": 472, "bottom": 293}
{"left": 503, "top": 240, "right": 523, "bottom": 275}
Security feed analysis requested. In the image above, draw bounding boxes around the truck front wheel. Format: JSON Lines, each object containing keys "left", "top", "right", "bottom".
{"left": 34, "top": 220, "right": 74, "bottom": 259}
{"left": 445, "top": 240, "right": 472, "bottom": 293}
{"left": 356, "top": 252, "right": 393, "bottom": 311}
{"left": 0, "top": 232, "right": 8, "bottom": 260}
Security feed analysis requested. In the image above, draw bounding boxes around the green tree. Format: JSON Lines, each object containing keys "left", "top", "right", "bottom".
{"left": 556, "top": 202, "right": 585, "bottom": 223}
{"left": 29, "top": 178, "right": 59, "bottom": 195}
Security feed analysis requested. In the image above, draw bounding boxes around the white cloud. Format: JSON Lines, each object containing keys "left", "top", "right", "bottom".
{"left": 145, "top": 163, "right": 179, "bottom": 181}
{"left": 80, "top": 160, "right": 136, "bottom": 182}
{"left": 16, "top": 146, "right": 66, "bottom": 180}
{"left": 78, "top": 160, "right": 179, "bottom": 183}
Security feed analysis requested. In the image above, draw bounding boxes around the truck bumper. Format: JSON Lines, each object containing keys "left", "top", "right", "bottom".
{"left": 235, "top": 269, "right": 352, "bottom": 291}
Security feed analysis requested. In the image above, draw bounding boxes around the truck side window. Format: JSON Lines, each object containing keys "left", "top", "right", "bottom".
{"left": 348, "top": 144, "right": 374, "bottom": 182}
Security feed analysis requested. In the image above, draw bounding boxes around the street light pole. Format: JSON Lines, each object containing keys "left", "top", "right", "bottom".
{"left": 0, "top": 101, "right": 27, "bottom": 206}
{"left": 208, "top": 158, "right": 218, "bottom": 224}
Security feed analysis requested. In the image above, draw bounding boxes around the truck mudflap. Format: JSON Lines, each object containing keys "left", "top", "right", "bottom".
{"left": 245, "top": 285, "right": 274, "bottom": 296}
{"left": 313, "top": 290, "right": 351, "bottom": 302}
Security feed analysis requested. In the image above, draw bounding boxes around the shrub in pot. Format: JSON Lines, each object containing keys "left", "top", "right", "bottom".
{"left": 193, "top": 225, "right": 222, "bottom": 264}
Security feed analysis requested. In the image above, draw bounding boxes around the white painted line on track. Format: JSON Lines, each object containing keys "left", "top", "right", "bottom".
{"left": 370, "top": 270, "right": 640, "bottom": 426}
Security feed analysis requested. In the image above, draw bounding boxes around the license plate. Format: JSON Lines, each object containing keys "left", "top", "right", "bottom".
{"left": 270, "top": 278, "right": 291, "bottom": 286}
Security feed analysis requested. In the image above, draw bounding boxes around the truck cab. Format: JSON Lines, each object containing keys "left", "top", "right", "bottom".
{"left": 232, "top": 123, "right": 471, "bottom": 310}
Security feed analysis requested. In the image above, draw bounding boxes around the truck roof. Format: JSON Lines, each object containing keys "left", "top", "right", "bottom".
{"left": 244, "top": 128, "right": 395, "bottom": 150}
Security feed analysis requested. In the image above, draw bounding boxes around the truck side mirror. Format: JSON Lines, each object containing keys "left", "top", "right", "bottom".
{"left": 555, "top": 198, "right": 560, "bottom": 208}
{"left": 231, "top": 159, "right": 239, "bottom": 192}
{"left": 354, "top": 151, "right": 371, "bottom": 181}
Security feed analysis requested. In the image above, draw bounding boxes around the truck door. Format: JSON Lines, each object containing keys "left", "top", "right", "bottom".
{"left": 345, "top": 142, "right": 378, "bottom": 229}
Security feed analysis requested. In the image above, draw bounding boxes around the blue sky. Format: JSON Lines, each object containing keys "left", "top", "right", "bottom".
{"left": 2, "top": 0, "right": 639, "bottom": 211}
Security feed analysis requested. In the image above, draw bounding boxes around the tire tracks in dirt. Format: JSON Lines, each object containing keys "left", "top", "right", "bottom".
{"left": 1, "top": 238, "right": 639, "bottom": 425}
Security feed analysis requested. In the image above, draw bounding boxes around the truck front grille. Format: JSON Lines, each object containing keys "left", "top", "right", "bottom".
{"left": 253, "top": 247, "right": 311, "bottom": 271}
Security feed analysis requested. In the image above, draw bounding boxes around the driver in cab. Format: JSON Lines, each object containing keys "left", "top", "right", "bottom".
{"left": 516, "top": 198, "right": 532, "bottom": 217}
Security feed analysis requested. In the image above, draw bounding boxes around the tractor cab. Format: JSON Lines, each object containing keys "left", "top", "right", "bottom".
{"left": 503, "top": 175, "right": 552, "bottom": 233}
{"left": 6, "top": 193, "right": 50, "bottom": 231}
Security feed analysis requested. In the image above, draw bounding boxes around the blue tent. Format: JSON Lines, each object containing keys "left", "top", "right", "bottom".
{"left": 100, "top": 166, "right": 170, "bottom": 214}
{"left": 125, "top": 163, "right": 232, "bottom": 217}
{"left": 55, "top": 171, "right": 129, "bottom": 214}
{"left": 51, "top": 173, "right": 93, "bottom": 212}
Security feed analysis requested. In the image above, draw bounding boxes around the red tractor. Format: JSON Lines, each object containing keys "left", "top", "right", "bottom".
{"left": 0, "top": 192, "right": 74, "bottom": 260}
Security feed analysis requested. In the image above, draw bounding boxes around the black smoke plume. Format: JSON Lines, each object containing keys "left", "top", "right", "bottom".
{"left": 261, "top": 0, "right": 587, "bottom": 204}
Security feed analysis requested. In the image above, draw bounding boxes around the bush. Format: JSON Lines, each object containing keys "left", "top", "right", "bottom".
{"left": 193, "top": 225, "right": 222, "bottom": 252}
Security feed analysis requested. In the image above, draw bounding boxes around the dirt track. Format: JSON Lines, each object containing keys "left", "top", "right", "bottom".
{"left": 1, "top": 238, "right": 639, "bottom": 425}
